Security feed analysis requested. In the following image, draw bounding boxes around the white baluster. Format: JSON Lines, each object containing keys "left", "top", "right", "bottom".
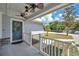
{"left": 67, "top": 45, "right": 70, "bottom": 56}
{"left": 48, "top": 40, "right": 50, "bottom": 55}
{"left": 44, "top": 38, "right": 46, "bottom": 52}
{"left": 52, "top": 40, "right": 55, "bottom": 56}
{"left": 62, "top": 42, "right": 64, "bottom": 56}
{"left": 54, "top": 41, "right": 57, "bottom": 56}
{"left": 58, "top": 41, "right": 60, "bottom": 56}
{"left": 51, "top": 40, "right": 53, "bottom": 56}
{"left": 42, "top": 38, "right": 44, "bottom": 52}
{"left": 46, "top": 39, "right": 48, "bottom": 54}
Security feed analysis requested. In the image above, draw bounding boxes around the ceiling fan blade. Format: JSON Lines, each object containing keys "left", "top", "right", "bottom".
{"left": 16, "top": 14, "right": 20, "bottom": 16}
{"left": 37, "top": 3, "right": 44, "bottom": 9}
{"left": 20, "top": 13, "right": 25, "bottom": 17}
{"left": 16, "top": 13, "right": 25, "bottom": 17}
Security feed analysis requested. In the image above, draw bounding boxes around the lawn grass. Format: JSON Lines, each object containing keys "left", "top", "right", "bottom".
{"left": 44, "top": 33, "right": 73, "bottom": 39}
{"left": 73, "top": 47, "right": 79, "bottom": 56}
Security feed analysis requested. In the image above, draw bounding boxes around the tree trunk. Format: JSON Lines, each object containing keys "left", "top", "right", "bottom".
{"left": 46, "top": 31, "right": 48, "bottom": 36}
{"left": 66, "top": 30, "right": 69, "bottom": 36}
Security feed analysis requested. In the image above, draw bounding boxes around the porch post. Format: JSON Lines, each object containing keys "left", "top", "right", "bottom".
{"left": 39, "top": 34, "right": 42, "bottom": 51}
{"left": 30, "top": 32, "right": 32, "bottom": 46}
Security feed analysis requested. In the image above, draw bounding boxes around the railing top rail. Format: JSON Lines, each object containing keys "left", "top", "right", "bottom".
{"left": 41, "top": 36, "right": 74, "bottom": 44}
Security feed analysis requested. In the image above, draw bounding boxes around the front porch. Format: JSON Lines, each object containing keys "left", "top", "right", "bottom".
{"left": 0, "top": 3, "right": 79, "bottom": 56}
{"left": 0, "top": 42, "right": 43, "bottom": 56}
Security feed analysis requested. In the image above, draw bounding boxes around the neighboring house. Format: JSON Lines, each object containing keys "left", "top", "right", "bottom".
{"left": 24, "top": 20, "right": 44, "bottom": 32}
{"left": 23, "top": 20, "right": 44, "bottom": 45}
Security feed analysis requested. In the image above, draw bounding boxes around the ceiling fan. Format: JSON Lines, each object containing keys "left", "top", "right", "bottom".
{"left": 16, "top": 11, "right": 26, "bottom": 18}
{"left": 16, "top": 3, "right": 44, "bottom": 18}
{"left": 25, "top": 3, "right": 44, "bottom": 12}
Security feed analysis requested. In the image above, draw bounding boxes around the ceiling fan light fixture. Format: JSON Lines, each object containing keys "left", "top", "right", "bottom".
{"left": 25, "top": 6, "right": 29, "bottom": 9}
{"left": 25, "top": 9, "right": 28, "bottom": 12}
{"left": 20, "top": 13, "right": 25, "bottom": 17}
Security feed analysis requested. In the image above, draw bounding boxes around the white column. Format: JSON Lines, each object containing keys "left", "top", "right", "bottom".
{"left": 39, "top": 34, "right": 42, "bottom": 51}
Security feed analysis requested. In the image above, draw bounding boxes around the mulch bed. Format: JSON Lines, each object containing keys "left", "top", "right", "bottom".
{"left": 32, "top": 39, "right": 39, "bottom": 45}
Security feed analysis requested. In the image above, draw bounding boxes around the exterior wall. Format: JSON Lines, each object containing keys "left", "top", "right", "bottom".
{"left": 2, "top": 15, "right": 22, "bottom": 39}
{"left": 2, "top": 14, "right": 10, "bottom": 38}
{"left": 1, "top": 14, "right": 44, "bottom": 45}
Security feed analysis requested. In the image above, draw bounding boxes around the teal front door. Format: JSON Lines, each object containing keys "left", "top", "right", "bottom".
{"left": 12, "top": 20, "right": 23, "bottom": 43}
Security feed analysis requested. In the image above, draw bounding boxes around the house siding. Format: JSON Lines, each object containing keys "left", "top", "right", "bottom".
{"left": 2, "top": 14, "right": 10, "bottom": 38}
{"left": 24, "top": 21, "right": 43, "bottom": 32}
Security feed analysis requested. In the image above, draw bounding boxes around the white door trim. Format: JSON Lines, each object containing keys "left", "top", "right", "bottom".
{"left": 10, "top": 18, "right": 24, "bottom": 43}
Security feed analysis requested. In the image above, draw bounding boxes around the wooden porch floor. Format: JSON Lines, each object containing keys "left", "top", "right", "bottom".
{"left": 0, "top": 42, "right": 43, "bottom": 56}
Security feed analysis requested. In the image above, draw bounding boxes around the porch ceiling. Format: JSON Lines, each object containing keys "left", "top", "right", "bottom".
{"left": 0, "top": 3, "right": 60, "bottom": 19}
{"left": 0, "top": 3, "right": 72, "bottom": 21}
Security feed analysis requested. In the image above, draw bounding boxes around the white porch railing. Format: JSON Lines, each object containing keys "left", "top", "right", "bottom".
{"left": 38, "top": 34, "right": 76, "bottom": 56}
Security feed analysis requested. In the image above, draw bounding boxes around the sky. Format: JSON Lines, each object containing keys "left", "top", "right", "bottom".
{"left": 34, "top": 3, "right": 79, "bottom": 25}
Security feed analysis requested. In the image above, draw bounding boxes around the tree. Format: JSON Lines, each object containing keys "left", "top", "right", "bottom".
{"left": 40, "top": 15, "right": 51, "bottom": 36}
{"left": 56, "top": 22, "right": 65, "bottom": 32}
{"left": 41, "top": 21, "right": 51, "bottom": 36}
{"left": 63, "top": 6, "right": 76, "bottom": 36}
{"left": 45, "top": 25, "right": 51, "bottom": 36}
{"left": 74, "top": 22, "right": 79, "bottom": 31}
{"left": 75, "top": 23, "right": 79, "bottom": 31}
{"left": 41, "top": 23, "right": 46, "bottom": 31}
{"left": 48, "top": 21, "right": 65, "bottom": 32}
{"left": 48, "top": 22, "right": 53, "bottom": 30}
